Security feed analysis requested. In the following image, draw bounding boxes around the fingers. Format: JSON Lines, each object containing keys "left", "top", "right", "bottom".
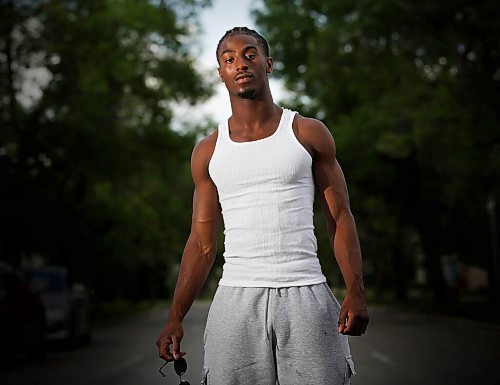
{"left": 172, "top": 336, "right": 187, "bottom": 360}
{"left": 156, "top": 334, "right": 187, "bottom": 362}
{"left": 340, "top": 311, "right": 369, "bottom": 336}
{"left": 338, "top": 305, "right": 348, "bottom": 334}
{"left": 157, "top": 336, "right": 174, "bottom": 361}
{"left": 157, "top": 321, "right": 186, "bottom": 363}
{"left": 343, "top": 314, "right": 358, "bottom": 335}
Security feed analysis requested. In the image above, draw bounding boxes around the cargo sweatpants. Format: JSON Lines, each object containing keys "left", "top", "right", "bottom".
{"left": 201, "top": 283, "right": 355, "bottom": 385}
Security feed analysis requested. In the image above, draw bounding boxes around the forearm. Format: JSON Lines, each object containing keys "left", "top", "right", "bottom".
{"left": 332, "top": 210, "right": 365, "bottom": 295}
{"left": 167, "top": 234, "right": 216, "bottom": 323}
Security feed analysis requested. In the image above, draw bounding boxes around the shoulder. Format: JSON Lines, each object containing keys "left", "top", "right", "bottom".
{"left": 191, "top": 128, "right": 219, "bottom": 181}
{"left": 292, "top": 113, "right": 336, "bottom": 157}
{"left": 192, "top": 128, "right": 218, "bottom": 162}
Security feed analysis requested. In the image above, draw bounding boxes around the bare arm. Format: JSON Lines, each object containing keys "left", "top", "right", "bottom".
{"left": 296, "top": 116, "right": 368, "bottom": 336}
{"left": 156, "top": 132, "right": 221, "bottom": 361}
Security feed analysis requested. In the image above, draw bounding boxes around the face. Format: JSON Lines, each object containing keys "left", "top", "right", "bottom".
{"left": 217, "top": 34, "right": 273, "bottom": 99}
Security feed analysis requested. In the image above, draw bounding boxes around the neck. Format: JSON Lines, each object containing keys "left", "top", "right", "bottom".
{"left": 228, "top": 89, "right": 279, "bottom": 129}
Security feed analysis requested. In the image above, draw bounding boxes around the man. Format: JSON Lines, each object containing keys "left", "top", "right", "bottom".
{"left": 157, "top": 27, "right": 368, "bottom": 385}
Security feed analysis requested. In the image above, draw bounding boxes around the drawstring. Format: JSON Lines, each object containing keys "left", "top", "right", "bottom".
{"left": 264, "top": 288, "right": 271, "bottom": 342}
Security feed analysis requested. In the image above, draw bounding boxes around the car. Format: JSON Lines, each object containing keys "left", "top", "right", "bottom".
{"left": 0, "top": 262, "right": 46, "bottom": 363}
{"left": 25, "top": 266, "right": 91, "bottom": 346}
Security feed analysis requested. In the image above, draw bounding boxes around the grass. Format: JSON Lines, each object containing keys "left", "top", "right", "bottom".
{"left": 353, "top": 287, "right": 500, "bottom": 324}
{"left": 90, "top": 287, "right": 499, "bottom": 327}
{"left": 90, "top": 299, "right": 167, "bottom": 326}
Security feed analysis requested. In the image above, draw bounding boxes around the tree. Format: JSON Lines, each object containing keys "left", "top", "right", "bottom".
{"left": 0, "top": 0, "right": 213, "bottom": 300}
{"left": 254, "top": 0, "right": 500, "bottom": 302}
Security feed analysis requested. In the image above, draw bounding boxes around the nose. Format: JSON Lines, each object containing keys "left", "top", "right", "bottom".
{"left": 235, "top": 55, "right": 248, "bottom": 71}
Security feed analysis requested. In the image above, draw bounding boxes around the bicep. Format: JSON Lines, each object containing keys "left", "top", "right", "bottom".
{"left": 315, "top": 159, "right": 351, "bottom": 221}
{"left": 190, "top": 140, "right": 221, "bottom": 246}
{"left": 191, "top": 177, "right": 221, "bottom": 243}
{"left": 311, "top": 126, "right": 351, "bottom": 223}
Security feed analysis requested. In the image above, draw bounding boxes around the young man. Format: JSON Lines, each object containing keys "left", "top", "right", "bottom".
{"left": 157, "top": 27, "right": 369, "bottom": 384}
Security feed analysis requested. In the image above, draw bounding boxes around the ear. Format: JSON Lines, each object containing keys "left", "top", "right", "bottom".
{"left": 217, "top": 67, "right": 224, "bottom": 82}
{"left": 266, "top": 57, "right": 273, "bottom": 74}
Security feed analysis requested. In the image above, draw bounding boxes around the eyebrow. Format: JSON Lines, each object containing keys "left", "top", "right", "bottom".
{"left": 220, "top": 45, "right": 258, "bottom": 56}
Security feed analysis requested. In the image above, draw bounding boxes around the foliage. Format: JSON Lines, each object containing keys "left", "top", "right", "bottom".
{"left": 255, "top": 0, "right": 500, "bottom": 301}
{"left": 0, "top": 0, "right": 212, "bottom": 300}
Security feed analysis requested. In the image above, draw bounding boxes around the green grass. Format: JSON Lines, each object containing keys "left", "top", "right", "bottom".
{"left": 89, "top": 287, "right": 499, "bottom": 328}
{"left": 91, "top": 299, "right": 168, "bottom": 326}
{"left": 355, "top": 287, "right": 500, "bottom": 324}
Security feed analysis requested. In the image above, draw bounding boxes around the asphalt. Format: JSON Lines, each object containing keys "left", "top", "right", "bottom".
{"left": 1, "top": 301, "right": 499, "bottom": 385}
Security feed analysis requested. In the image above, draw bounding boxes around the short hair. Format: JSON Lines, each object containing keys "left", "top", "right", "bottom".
{"left": 216, "top": 27, "right": 270, "bottom": 63}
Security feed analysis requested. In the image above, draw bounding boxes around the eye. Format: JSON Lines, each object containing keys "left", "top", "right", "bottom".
{"left": 224, "top": 57, "right": 234, "bottom": 64}
{"left": 246, "top": 53, "right": 256, "bottom": 60}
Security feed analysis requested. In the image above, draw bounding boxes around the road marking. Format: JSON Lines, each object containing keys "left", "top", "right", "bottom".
{"left": 371, "top": 350, "right": 396, "bottom": 365}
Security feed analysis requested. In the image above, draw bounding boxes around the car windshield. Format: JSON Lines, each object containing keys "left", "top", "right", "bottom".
{"left": 27, "top": 270, "right": 66, "bottom": 293}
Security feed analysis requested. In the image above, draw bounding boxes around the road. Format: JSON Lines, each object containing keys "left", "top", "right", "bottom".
{"left": 1, "top": 301, "right": 499, "bottom": 385}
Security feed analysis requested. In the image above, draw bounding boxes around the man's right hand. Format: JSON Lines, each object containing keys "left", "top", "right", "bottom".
{"left": 156, "top": 321, "right": 186, "bottom": 362}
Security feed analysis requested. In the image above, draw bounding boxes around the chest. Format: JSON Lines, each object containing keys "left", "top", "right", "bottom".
{"left": 209, "top": 138, "right": 312, "bottom": 191}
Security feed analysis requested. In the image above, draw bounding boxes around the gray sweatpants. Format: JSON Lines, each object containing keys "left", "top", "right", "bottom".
{"left": 201, "top": 283, "right": 355, "bottom": 385}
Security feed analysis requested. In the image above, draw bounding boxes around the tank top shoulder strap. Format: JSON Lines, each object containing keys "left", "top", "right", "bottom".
{"left": 216, "top": 120, "right": 229, "bottom": 145}
{"left": 279, "top": 108, "right": 312, "bottom": 159}
{"left": 280, "top": 108, "right": 297, "bottom": 135}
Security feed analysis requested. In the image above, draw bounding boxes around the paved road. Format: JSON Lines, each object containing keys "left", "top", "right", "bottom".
{"left": 2, "top": 301, "right": 499, "bottom": 385}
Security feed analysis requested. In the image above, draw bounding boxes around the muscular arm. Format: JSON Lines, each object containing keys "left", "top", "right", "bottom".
{"left": 157, "top": 133, "right": 221, "bottom": 361}
{"left": 296, "top": 117, "right": 368, "bottom": 336}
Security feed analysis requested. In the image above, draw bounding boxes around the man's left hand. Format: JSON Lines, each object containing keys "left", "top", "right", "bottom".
{"left": 338, "top": 293, "right": 369, "bottom": 336}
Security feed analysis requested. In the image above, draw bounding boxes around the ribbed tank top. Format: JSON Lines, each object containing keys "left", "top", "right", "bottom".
{"left": 208, "top": 108, "right": 327, "bottom": 287}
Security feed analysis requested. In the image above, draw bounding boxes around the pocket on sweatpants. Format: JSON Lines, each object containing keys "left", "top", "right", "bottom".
{"left": 200, "top": 365, "right": 209, "bottom": 385}
{"left": 323, "top": 284, "right": 340, "bottom": 306}
{"left": 344, "top": 355, "right": 356, "bottom": 385}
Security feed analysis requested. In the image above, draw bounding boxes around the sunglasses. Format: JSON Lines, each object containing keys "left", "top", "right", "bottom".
{"left": 159, "top": 357, "right": 191, "bottom": 385}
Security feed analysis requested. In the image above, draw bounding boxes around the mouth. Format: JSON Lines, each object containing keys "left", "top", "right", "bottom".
{"left": 234, "top": 73, "right": 254, "bottom": 83}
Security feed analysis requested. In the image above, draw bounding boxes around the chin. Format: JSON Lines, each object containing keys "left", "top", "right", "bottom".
{"left": 237, "top": 88, "right": 257, "bottom": 100}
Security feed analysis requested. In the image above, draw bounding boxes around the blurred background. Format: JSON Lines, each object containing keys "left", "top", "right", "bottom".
{"left": 1, "top": 0, "right": 499, "bottom": 384}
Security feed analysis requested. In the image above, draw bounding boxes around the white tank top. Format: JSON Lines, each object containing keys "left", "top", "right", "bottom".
{"left": 208, "top": 108, "right": 327, "bottom": 287}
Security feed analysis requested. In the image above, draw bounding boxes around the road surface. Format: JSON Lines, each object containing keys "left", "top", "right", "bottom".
{"left": 1, "top": 301, "right": 499, "bottom": 385}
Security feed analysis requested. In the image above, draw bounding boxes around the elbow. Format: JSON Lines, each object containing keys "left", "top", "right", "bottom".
{"left": 197, "top": 241, "right": 217, "bottom": 265}
{"left": 334, "top": 205, "right": 354, "bottom": 224}
{"left": 326, "top": 219, "right": 337, "bottom": 238}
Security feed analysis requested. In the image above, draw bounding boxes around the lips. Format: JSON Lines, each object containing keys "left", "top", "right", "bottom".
{"left": 234, "top": 72, "right": 254, "bottom": 82}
